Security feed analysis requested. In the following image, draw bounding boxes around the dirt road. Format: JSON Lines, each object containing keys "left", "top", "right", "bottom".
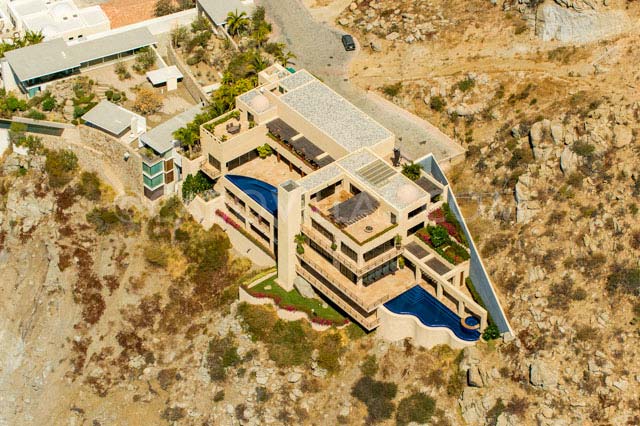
{"left": 259, "top": 0, "right": 464, "bottom": 162}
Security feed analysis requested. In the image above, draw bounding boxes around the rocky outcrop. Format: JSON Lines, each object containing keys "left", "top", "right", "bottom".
{"left": 536, "top": 2, "right": 630, "bottom": 43}
{"left": 530, "top": 360, "right": 558, "bottom": 390}
{"left": 515, "top": 173, "right": 540, "bottom": 224}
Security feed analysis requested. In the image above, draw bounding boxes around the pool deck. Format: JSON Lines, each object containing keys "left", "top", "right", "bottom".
{"left": 230, "top": 155, "right": 303, "bottom": 188}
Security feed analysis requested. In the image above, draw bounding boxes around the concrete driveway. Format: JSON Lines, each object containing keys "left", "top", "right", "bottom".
{"left": 259, "top": 0, "right": 464, "bottom": 163}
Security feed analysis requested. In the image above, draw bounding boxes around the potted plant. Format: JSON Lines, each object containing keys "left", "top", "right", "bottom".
{"left": 394, "top": 234, "right": 402, "bottom": 248}
{"left": 294, "top": 233, "right": 307, "bottom": 254}
{"left": 398, "top": 256, "right": 405, "bottom": 269}
{"left": 331, "top": 242, "right": 337, "bottom": 251}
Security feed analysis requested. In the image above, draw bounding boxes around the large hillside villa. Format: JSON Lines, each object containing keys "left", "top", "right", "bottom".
{"left": 166, "top": 64, "right": 512, "bottom": 348}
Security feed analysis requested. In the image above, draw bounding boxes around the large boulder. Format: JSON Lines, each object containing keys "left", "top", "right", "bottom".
{"left": 536, "top": 3, "right": 630, "bottom": 43}
{"left": 530, "top": 361, "right": 558, "bottom": 390}
{"left": 560, "top": 146, "right": 578, "bottom": 175}
{"left": 613, "top": 125, "right": 632, "bottom": 148}
{"left": 294, "top": 276, "right": 318, "bottom": 300}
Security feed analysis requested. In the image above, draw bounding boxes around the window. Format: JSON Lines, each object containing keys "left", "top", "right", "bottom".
{"left": 341, "top": 242, "right": 357, "bottom": 262}
{"left": 226, "top": 149, "right": 258, "bottom": 171}
{"left": 362, "top": 259, "right": 397, "bottom": 286}
{"left": 390, "top": 213, "right": 397, "bottom": 224}
{"left": 312, "top": 219, "right": 334, "bottom": 242}
{"left": 350, "top": 184, "right": 361, "bottom": 195}
{"left": 309, "top": 240, "right": 333, "bottom": 263}
{"left": 143, "top": 161, "right": 163, "bottom": 177}
{"left": 278, "top": 86, "right": 285, "bottom": 94}
{"left": 164, "top": 158, "right": 174, "bottom": 172}
{"left": 208, "top": 154, "right": 221, "bottom": 170}
{"left": 165, "top": 170, "right": 174, "bottom": 184}
{"left": 143, "top": 174, "right": 164, "bottom": 189}
{"left": 364, "top": 238, "right": 395, "bottom": 262}
{"left": 408, "top": 204, "right": 427, "bottom": 219}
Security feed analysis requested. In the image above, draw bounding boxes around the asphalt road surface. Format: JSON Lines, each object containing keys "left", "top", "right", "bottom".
{"left": 259, "top": 0, "right": 464, "bottom": 162}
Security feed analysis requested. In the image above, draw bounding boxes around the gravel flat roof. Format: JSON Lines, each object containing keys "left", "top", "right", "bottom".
{"left": 279, "top": 70, "right": 315, "bottom": 91}
{"left": 280, "top": 80, "right": 393, "bottom": 152}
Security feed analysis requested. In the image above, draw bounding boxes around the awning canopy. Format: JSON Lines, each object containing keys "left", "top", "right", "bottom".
{"left": 329, "top": 191, "right": 379, "bottom": 226}
{"left": 415, "top": 176, "right": 443, "bottom": 198}
{"left": 315, "top": 155, "right": 335, "bottom": 168}
{"left": 290, "top": 136, "right": 323, "bottom": 159}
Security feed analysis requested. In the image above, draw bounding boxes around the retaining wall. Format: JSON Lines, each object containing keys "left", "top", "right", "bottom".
{"left": 166, "top": 44, "right": 209, "bottom": 104}
{"left": 417, "top": 155, "right": 513, "bottom": 336}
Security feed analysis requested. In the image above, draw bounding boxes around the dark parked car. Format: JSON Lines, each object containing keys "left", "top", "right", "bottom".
{"left": 341, "top": 34, "right": 356, "bottom": 51}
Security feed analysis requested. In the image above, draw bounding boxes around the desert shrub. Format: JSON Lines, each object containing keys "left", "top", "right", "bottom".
{"left": 360, "top": 354, "right": 378, "bottom": 377}
{"left": 255, "top": 386, "right": 271, "bottom": 403}
{"left": 26, "top": 109, "right": 45, "bottom": 120}
{"left": 401, "top": 163, "right": 422, "bottom": 181}
{"left": 430, "top": 95, "right": 446, "bottom": 112}
{"left": 575, "top": 325, "right": 599, "bottom": 342}
{"left": 76, "top": 171, "right": 101, "bottom": 201}
{"left": 206, "top": 335, "right": 240, "bottom": 381}
{"left": 316, "top": 332, "right": 345, "bottom": 373}
{"left": 572, "top": 140, "right": 595, "bottom": 158}
{"left": 505, "top": 396, "right": 529, "bottom": 418}
{"left": 481, "top": 233, "right": 510, "bottom": 257}
{"left": 132, "top": 47, "right": 156, "bottom": 74}
{"left": 486, "top": 399, "right": 505, "bottom": 426}
{"left": 381, "top": 82, "right": 402, "bottom": 97}
{"left": 351, "top": 376, "right": 397, "bottom": 423}
{"left": 13, "top": 134, "right": 43, "bottom": 154}
{"left": 143, "top": 245, "right": 169, "bottom": 268}
{"left": 396, "top": 392, "right": 436, "bottom": 426}
{"left": 456, "top": 77, "right": 475, "bottom": 92}
{"left": 507, "top": 147, "right": 533, "bottom": 169}
{"left": 45, "top": 149, "right": 78, "bottom": 188}
{"left": 154, "top": 0, "right": 174, "bottom": 16}
{"left": 42, "top": 96, "right": 56, "bottom": 111}
{"left": 606, "top": 266, "right": 640, "bottom": 296}
{"left": 161, "top": 407, "right": 186, "bottom": 422}
{"left": 86, "top": 207, "right": 135, "bottom": 234}
{"left": 548, "top": 277, "right": 586, "bottom": 309}
{"left": 114, "top": 62, "right": 131, "bottom": 80}
{"left": 133, "top": 88, "right": 163, "bottom": 115}
{"left": 213, "top": 390, "right": 225, "bottom": 402}
{"left": 346, "top": 323, "right": 366, "bottom": 340}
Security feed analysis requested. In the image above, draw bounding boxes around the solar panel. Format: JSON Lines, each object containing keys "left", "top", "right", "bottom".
{"left": 357, "top": 159, "right": 396, "bottom": 187}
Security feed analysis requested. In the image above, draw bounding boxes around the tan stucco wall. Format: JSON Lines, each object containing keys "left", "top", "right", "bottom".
{"left": 377, "top": 306, "right": 476, "bottom": 350}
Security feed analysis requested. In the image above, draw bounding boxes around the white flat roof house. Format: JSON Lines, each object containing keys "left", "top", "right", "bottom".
{"left": 3, "top": 26, "right": 156, "bottom": 96}
{"left": 6, "top": 0, "right": 110, "bottom": 41}
{"left": 196, "top": 0, "right": 255, "bottom": 27}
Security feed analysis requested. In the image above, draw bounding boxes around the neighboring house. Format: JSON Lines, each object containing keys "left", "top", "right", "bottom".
{"left": 5, "top": 0, "right": 110, "bottom": 41}
{"left": 196, "top": 0, "right": 255, "bottom": 29}
{"left": 194, "top": 64, "right": 512, "bottom": 348}
{"left": 139, "top": 104, "right": 204, "bottom": 201}
{"left": 82, "top": 100, "right": 147, "bottom": 140}
{"left": 2, "top": 26, "right": 156, "bottom": 96}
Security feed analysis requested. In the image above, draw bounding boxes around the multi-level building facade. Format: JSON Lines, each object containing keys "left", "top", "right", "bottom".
{"left": 197, "top": 64, "right": 509, "bottom": 348}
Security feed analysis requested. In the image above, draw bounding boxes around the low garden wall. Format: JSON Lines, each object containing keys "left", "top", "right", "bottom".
{"left": 239, "top": 286, "right": 331, "bottom": 332}
{"left": 166, "top": 44, "right": 209, "bottom": 104}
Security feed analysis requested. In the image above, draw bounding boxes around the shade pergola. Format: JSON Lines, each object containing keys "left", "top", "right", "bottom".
{"left": 315, "top": 155, "right": 335, "bottom": 168}
{"left": 267, "top": 118, "right": 299, "bottom": 141}
{"left": 329, "top": 191, "right": 379, "bottom": 226}
{"left": 415, "top": 176, "right": 443, "bottom": 198}
{"left": 290, "top": 137, "right": 323, "bottom": 160}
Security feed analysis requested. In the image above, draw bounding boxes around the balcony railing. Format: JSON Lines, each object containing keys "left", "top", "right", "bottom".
{"left": 302, "top": 224, "right": 403, "bottom": 276}
{"left": 296, "top": 265, "right": 380, "bottom": 330}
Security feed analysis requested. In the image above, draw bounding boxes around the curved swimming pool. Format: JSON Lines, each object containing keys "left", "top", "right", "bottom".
{"left": 384, "top": 285, "right": 480, "bottom": 342}
{"left": 226, "top": 174, "right": 278, "bottom": 216}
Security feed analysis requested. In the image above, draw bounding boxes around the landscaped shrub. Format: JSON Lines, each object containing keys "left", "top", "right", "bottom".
{"left": 351, "top": 376, "right": 397, "bottom": 423}
{"left": 482, "top": 324, "right": 500, "bottom": 341}
{"left": 45, "top": 149, "right": 78, "bottom": 188}
{"left": 401, "top": 163, "right": 422, "bottom": 181}
{"left": 114, "top": 62, "right": 131, "bottom": 80}
{"left": 257, "top": 143, "right": 273, "bottom": 159}
{"left": 456, "top": 77, "right": 475, "bottom": 92}
{"left": 182, "top": 171, "right": 212, "bottom": 201}
{"left": 42, "top": 96, "right": 56, "bottom": 111}
{"left": 316, "top": 332, "right": 345, "bottom": 373}
{"left": 206, "top": 335, "right": 240, "bottom": 381}
{"left": 396, "top": 392, "right": 436, "bottom": 426}
{"left": 133, "top": 88, "right": 163, "bottom": 115}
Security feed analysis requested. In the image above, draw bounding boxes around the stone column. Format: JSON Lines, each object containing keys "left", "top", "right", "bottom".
{"left": 276, "top": 180, "right": 303, "bottom": 290}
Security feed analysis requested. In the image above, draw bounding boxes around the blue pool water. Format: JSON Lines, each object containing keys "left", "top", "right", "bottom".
{"left": 384, "top": 285, "right": 481, "bottom": 342}
{"left": 226, "top": 175, "right": 278, "bottom": 216}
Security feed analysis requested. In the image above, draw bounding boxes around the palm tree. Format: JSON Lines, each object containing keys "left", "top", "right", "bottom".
{"left": 250, "top": 51, "right": 269, "bottom": 74}
{"left": 24, "top": 30, "right": 44, "bottom": 45}
{"left": 276, "top": 50, "right": 296, "bottom": 68}
{"left": 173, "top": 127, "right": 197, "bottom": 157}
{"left": 226, "top": 10, "right": 250, "bottom": 37}
{"left": 251, "top": 21, "right": 271, "bottom": 48}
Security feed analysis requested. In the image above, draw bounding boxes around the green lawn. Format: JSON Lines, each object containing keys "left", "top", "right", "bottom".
{"left": 248, "top": 275, "right": 346, "bottom": 325}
